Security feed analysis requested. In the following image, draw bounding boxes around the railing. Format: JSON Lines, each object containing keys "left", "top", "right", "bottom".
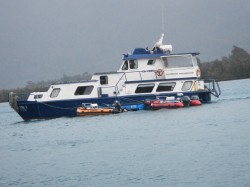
{"left": 98, "top": 86, "right": 118, "bottom": 98}
{"left": 115, "top": 70, "right": 158, "bottom": 87}
{"left": 204, "top": 79, "right": 221, "bottom": 98}
{"left": 8, "top": 92, "right": 35, "bottom": 112}
{"left": 115, "top": 72, "right": 127, "bottom": 87}
{"left": 9, "top": 92, "right": 33, "bottom": 102}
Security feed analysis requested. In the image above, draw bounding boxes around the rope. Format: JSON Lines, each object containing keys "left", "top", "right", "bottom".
{"left": 38, "top": 95, "right": 151, "bottom": 111}
{"left": 38, "top": 101, "right": 77, "bottom": 110}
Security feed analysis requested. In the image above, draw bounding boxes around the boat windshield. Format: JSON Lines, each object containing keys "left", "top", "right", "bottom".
{"left": 163, "top": 55, "right": 194, "bottom": 68}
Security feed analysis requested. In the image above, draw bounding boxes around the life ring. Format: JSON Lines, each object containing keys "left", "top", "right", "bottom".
{"left": 196, "top": 69, "right": 201, "bottom": 77}
{"left": 155, "top": 69, "right": 164, "bottom": 76}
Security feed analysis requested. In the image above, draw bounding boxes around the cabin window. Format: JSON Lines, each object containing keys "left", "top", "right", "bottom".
{"left": 74, "top": 86, "right": 94, "bottom": 95}
{"left": 164, "top": 55, "right": 193, "bottom": 68}
{"left": 50, "top": 88, "right": 60, "bottom": 98}
{"left": 129, "top": 60, "right": 138, "bottom": 69}
{"left": 156, "top": 82, "right": 176, "bottom": 92}
{"left": 182, "top": 81, "right": 193, "bottom": 91}
{"left": 122, "top": 61, "right": 128, "bottom": 70}
{"left": 34, "top": 94, "right": 43, "bottom": 99}
{"left": 100, "top": 76, "right": 108, "bottom": 85}
{"left": 135, "top": 83, "right": 155, "bottom": 93}
{"left": 147, "top": 59, "right": 155, "bottom": 65}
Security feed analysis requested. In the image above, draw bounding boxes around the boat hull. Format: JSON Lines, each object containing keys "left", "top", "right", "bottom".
{"left": 14, "top": 91, "right": 212, "bottom": 120}
{"left": 190, "top": 100, "right": 202, "bottom": 106}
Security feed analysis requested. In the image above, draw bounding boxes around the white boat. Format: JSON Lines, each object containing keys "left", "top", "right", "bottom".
{"left": 9, "top": 34, "right": 221, "bottom": 120}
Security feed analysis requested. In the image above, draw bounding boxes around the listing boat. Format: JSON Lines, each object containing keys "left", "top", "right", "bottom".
{"left": 9, "top": 34, "right": 221, "bottom": 120}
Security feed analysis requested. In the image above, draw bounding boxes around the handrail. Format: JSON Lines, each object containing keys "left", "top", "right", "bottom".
{"left": 9, "top": 93, "right": 34, "bottom": 102}
{"left": 114, "top": 71, "right": 148, "bottom": 94}
{"left": 114, "top": 73, "right": 126, "bottom": 97}
{"left": 115, "top": 70, "right": 157, "bottom": 86}
{"left": 115, "top": 72, "right": 127, "bottom": 87}
{"left": 214, "top": 81, "right": 221, "bottom": 97}
{"left": 204, "top": 79, "right": 221, "bottom": 98}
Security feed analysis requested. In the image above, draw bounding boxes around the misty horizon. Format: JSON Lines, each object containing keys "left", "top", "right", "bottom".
{"left": 1, "top": 0, "right": 250, "bottom": 89}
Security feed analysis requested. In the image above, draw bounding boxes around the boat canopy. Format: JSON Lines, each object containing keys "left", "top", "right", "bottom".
{"left": 123, "top": 48, "right": 200, "bottom": 60}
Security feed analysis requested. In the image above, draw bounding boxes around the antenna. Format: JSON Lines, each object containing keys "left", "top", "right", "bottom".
{"left": 161, "top": 3, "right": 165, "bottom": 33}
{"left": 155, "top": 33, "right": 164, "bottom": 47}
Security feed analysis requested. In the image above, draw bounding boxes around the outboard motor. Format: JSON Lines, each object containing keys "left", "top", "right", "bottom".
{"left": 191, "top": 95, "right": 199, "bottom": 101}
{"left": 144, "top": 99, "right": 152, "bottom": 110}
{"left": 182, "top": 96, "right": 191, "bottom": 107}
{"left": 113, "top": 100, "right": 122, "bottom": 113}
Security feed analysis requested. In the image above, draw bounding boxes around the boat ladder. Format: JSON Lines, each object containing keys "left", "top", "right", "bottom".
{"left": 204, "top": 79, "right": 221, "bottom": 98}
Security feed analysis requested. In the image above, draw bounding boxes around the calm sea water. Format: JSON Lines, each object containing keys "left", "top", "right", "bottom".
{"left": 0, "top": 79, "right": 250, "bottom": 187}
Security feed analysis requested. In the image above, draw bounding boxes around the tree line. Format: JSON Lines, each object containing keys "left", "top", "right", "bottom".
{"left": 1, "top": 46, "right": 250, "bottom": 103}
{"left": 199, "top": 46, "right": 250, "bottom": 81}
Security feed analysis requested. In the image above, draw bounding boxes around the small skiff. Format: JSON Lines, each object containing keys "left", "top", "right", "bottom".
{"left": 151, "top": 100, "right": 184, "bottom": 110}
{"left": 190, "top": 95, "right": 202, "bottom": 106}
{"left": 76, "top": 102, "right": 122, "bottom": 116}
{"left": 77, "top": 107, "right": 115, "bottom": 116}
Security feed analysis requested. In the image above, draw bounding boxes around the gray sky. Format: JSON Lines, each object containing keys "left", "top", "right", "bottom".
{"left": 1, "top": 0, "right": 250, "bottom": 89}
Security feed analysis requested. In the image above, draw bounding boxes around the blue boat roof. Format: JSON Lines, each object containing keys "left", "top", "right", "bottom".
{"left": 123, "top": 47, "right": 199, "bottom": 60}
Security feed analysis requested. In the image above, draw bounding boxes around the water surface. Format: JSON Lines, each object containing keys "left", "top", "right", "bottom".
{"left": 0, "top": 79, "right": 250, "bottom": 187}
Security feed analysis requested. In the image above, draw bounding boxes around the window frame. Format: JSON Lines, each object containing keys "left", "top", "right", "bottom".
{"left": 163, "top": 55, "right": 194, "bottom": 68}
{"left": 147, "top": 59, "right": 155, "bottom": 65}
{"left": 122, "top": 61, "right": 128, "bottom": 70}
{"left": 100, "top": 75, "right": 108, "bottom": 85}
{"left": 129, "top": 60, "right": 138, "bottom": 69}
{"left": 50, "top": 88, "right": 61, "bottom": 98}
{"left": 181, "top": 81, "right": 193, "bottom": 91}
{"left": 156, "top": 82, "right": 176, "bottom": 92}
{"left": 135, "top": 83, "right": 155, "bottom": 93}
{"left": 74, "top": 86, "right": 94, "bottom": 95}
{"left": 34, "top": 94, "right": 43, "bottom": 99}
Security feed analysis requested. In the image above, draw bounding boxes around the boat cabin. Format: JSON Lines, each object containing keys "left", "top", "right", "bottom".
{"left": 27, "top": 34, "right": 204, "bottom": 102}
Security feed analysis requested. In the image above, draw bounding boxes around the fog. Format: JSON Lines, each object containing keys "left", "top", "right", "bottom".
{"left": 1, "top": 0, "right": 250, "bottom": 88}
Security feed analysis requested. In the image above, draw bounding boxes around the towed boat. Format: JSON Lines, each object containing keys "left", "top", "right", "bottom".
{"left": 77, "top": 103, "right": 116, "bottom": 116}
{"left": 144, "top": 96, "right": 184, "bottom": 110}
{"left": 77, "top": 107, "right": 114, "bottom": 116}
{"left": 151, "top": 99, "right": 184, "bottom": 110}
{"left": 190, "top": 95, "right": 202, "bottom": 106}
{"left": 8, "top": 33, "right": 221, "bottom": 120}
{"left": 144, "top": 94, "right": 202, "bottom": 110}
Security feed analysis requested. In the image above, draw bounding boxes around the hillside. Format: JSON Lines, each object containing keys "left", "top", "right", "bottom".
{"left": 200, "top": 46, "right": 250, "bottom": 81}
